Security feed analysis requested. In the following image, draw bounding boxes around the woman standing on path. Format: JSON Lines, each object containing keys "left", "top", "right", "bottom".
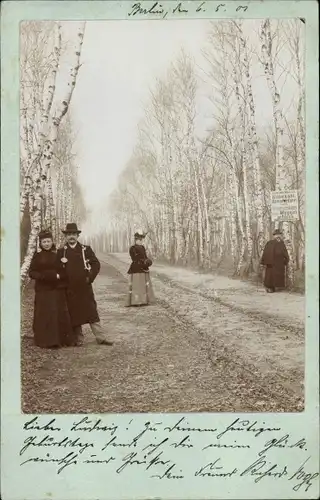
{"left": 28, "top": 229, "right": 75, "bottom": 348}
{"left": 125, "top": 231, "right": 156, "bottom": 307}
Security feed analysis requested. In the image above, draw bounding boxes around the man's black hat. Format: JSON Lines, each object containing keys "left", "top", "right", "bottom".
{"left": 62, "top": 223, "right": 81, "bottom": 234}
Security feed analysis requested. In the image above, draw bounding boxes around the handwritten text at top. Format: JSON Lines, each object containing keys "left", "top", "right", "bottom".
{"left": 127, "top": 1, "right": 249, "bottom": 19}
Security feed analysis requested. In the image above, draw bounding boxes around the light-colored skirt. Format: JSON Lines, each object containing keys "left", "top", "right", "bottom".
{"left": 125, "top": 272, "right": 156, "bottom": 306}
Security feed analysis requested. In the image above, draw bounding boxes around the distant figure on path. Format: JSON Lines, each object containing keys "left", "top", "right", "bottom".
{"left": 29, "top": 229, "right": 75, "bottom": 348}
{"left": 57, "top": 223, "right": 113, "bottom": 346}
{"left": 260, "top": 229, "right": 290, "bottom": 293}
{"left": 126, "top": 230, "right": 155, "bottom": 307}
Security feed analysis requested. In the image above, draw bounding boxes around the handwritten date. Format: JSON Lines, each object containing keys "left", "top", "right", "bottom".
{"left": 127, "top": 1, "right": 249, "bottom": 18}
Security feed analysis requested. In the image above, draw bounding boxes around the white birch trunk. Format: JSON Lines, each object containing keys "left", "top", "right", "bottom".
{"left": 20, "top": 23, "right": 62, "bottom": 221}
{"left": 20, "top": 77, "right": 31, "bottom": 171}
{"left": 39, "top": 23, "right": 85, "bottom": 202}
{"left": 232, "top": 62, "right": 253, "bottom": 268}
{"left": 233, "top": 171, "right": 246, "bottom": 274}
{"left": 20, "top": 188, "right": 42, "bottom": 286}
{"left": 20, "top": 23, "right": 85, "bottom": 284}
{"left": 242, "top": 141, "right": 253, "bottom": 264}
{"left": 260, "top": 19, "right": 295, "bottom": 284}
{"left": 66, "top": 165, "right": 73, "bottom": 222}
{"left": 199, "top": 165, "right": 210, "bottom": 268}
{"left": 229, "top": 128, "right": 246, "bottom": 274}
{"left": 218, "top": 171, "right": 228, "bottom": 261}
{"left": 47, "top": 173, "right": 56, "bottom": 236}
{"left": 192, "top": 162, "right": 203, "bottom": 266}
{"left": 228, "top": 191, "right": 238, "bottom": 270}
{"left": 237, "top": 25, "right": 265, "bottom": 257}
{"left": 294, "top": 26, "right": 305, "bottom": 250}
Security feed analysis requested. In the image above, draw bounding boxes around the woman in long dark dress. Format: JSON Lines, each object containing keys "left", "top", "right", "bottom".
{"left": 125, "top": 231, "right": 156, "bottom": 307}
{"left": 28, "top": 230, "right": 75, "bottom": 348}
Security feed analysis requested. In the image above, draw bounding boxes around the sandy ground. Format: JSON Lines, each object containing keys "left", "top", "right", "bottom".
{"left": 111, "top": 253, "right": 305, "bottom": 329}
{"left": 21, "top": 254, "right": 304, "bottom": 413}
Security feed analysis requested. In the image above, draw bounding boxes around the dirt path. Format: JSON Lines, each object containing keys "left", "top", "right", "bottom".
{"left": 102, "top": 254, "right": 304, "bottom": 407}
{"left": 111, "top": 252, "right": 305, "bottom": 330}
{"left": 21, "top": 257, "right": 304, "bottom": 413}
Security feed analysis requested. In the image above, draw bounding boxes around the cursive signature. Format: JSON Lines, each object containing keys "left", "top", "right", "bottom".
{"left": 288, "top": 456, "right": 319, "bottom": 492}
{"left": 241, "top": 454, "right": 288, "bottom": 483}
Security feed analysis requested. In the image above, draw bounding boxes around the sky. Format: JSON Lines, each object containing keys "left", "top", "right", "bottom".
{"left": 70, "top": 21, "right": 211, "bottom": 222}
{"left": 53, "top": 20, "right": 303, "bottom": 236}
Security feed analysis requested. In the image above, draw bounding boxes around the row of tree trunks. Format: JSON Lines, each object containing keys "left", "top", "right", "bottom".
{"left": 83, "top": 20, "right": 305, "bottom": 288}
{"left": 20, "top": 22, "right": 86, "bottom": 286}
{"left": 260, "top": 19, "right": 295, "bottom": 285}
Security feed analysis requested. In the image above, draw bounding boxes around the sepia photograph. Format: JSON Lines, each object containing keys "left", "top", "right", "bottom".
{"left": 20, "top": 18, "right": 305, "bottom": 414}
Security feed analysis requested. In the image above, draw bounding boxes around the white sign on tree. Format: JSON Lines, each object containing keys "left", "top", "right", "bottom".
{"left": 271, "top": 190, "right": 299, "bottom": 222}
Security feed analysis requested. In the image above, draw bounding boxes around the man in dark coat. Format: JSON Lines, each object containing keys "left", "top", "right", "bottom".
{"left": 260, "top": 229, "right": 290, "bottom": 293}
{"left": 57, "top": 223, "right": 113, "bottom": 346}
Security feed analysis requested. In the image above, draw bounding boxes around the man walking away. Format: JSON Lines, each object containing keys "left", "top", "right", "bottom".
{"left": 260, "top": 229, "right": 290, "bottom": 293}
{"left": 57, "top": 223, "right": 113, "bottom": 346}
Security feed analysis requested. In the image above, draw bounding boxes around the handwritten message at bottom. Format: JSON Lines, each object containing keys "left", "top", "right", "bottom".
{"left": 18, "top": 415, "right": 319, "bottom": 496}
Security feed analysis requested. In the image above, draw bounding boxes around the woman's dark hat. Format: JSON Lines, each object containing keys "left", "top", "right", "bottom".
{"left": 62, "top": 223, "right": 81, "bottom": 234}
{"left": 38, "top": 229, "right": 53, "bottom": 240}
{"left": 134, "top": 231, "right": 147, "bottom": 239}
{"left": 273, "top": 229, "right": 283, "bottom": 236}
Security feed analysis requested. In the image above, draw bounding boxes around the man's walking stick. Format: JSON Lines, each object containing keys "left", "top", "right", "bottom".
{"left": 285, "top": 265, "right": 287, "bottom": 289}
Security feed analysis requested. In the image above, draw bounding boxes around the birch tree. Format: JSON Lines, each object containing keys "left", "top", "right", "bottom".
{"left": 95, "top": 20, "right": 305, "bottom": 287}
{"left": 260, "top": 19, "right": 296, "bottom": 284}
{"left": 20, "top": 21, "right": 62, "bottom": 219}
{"left": 202, "top": 22, "right": 253, "bottom": 272}
{"left": 283, "top": 20, "right": 305, "bottom": 273}
{"left": 20, "top": 22, "right": 86, "bottom": 285}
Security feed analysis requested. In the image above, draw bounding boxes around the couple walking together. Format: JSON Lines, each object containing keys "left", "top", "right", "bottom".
{"left": 29, "top": 223, "right": 113, "bottom": 348}
{"left": 29, "top": 224, "right": 155, "bottom": 349}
